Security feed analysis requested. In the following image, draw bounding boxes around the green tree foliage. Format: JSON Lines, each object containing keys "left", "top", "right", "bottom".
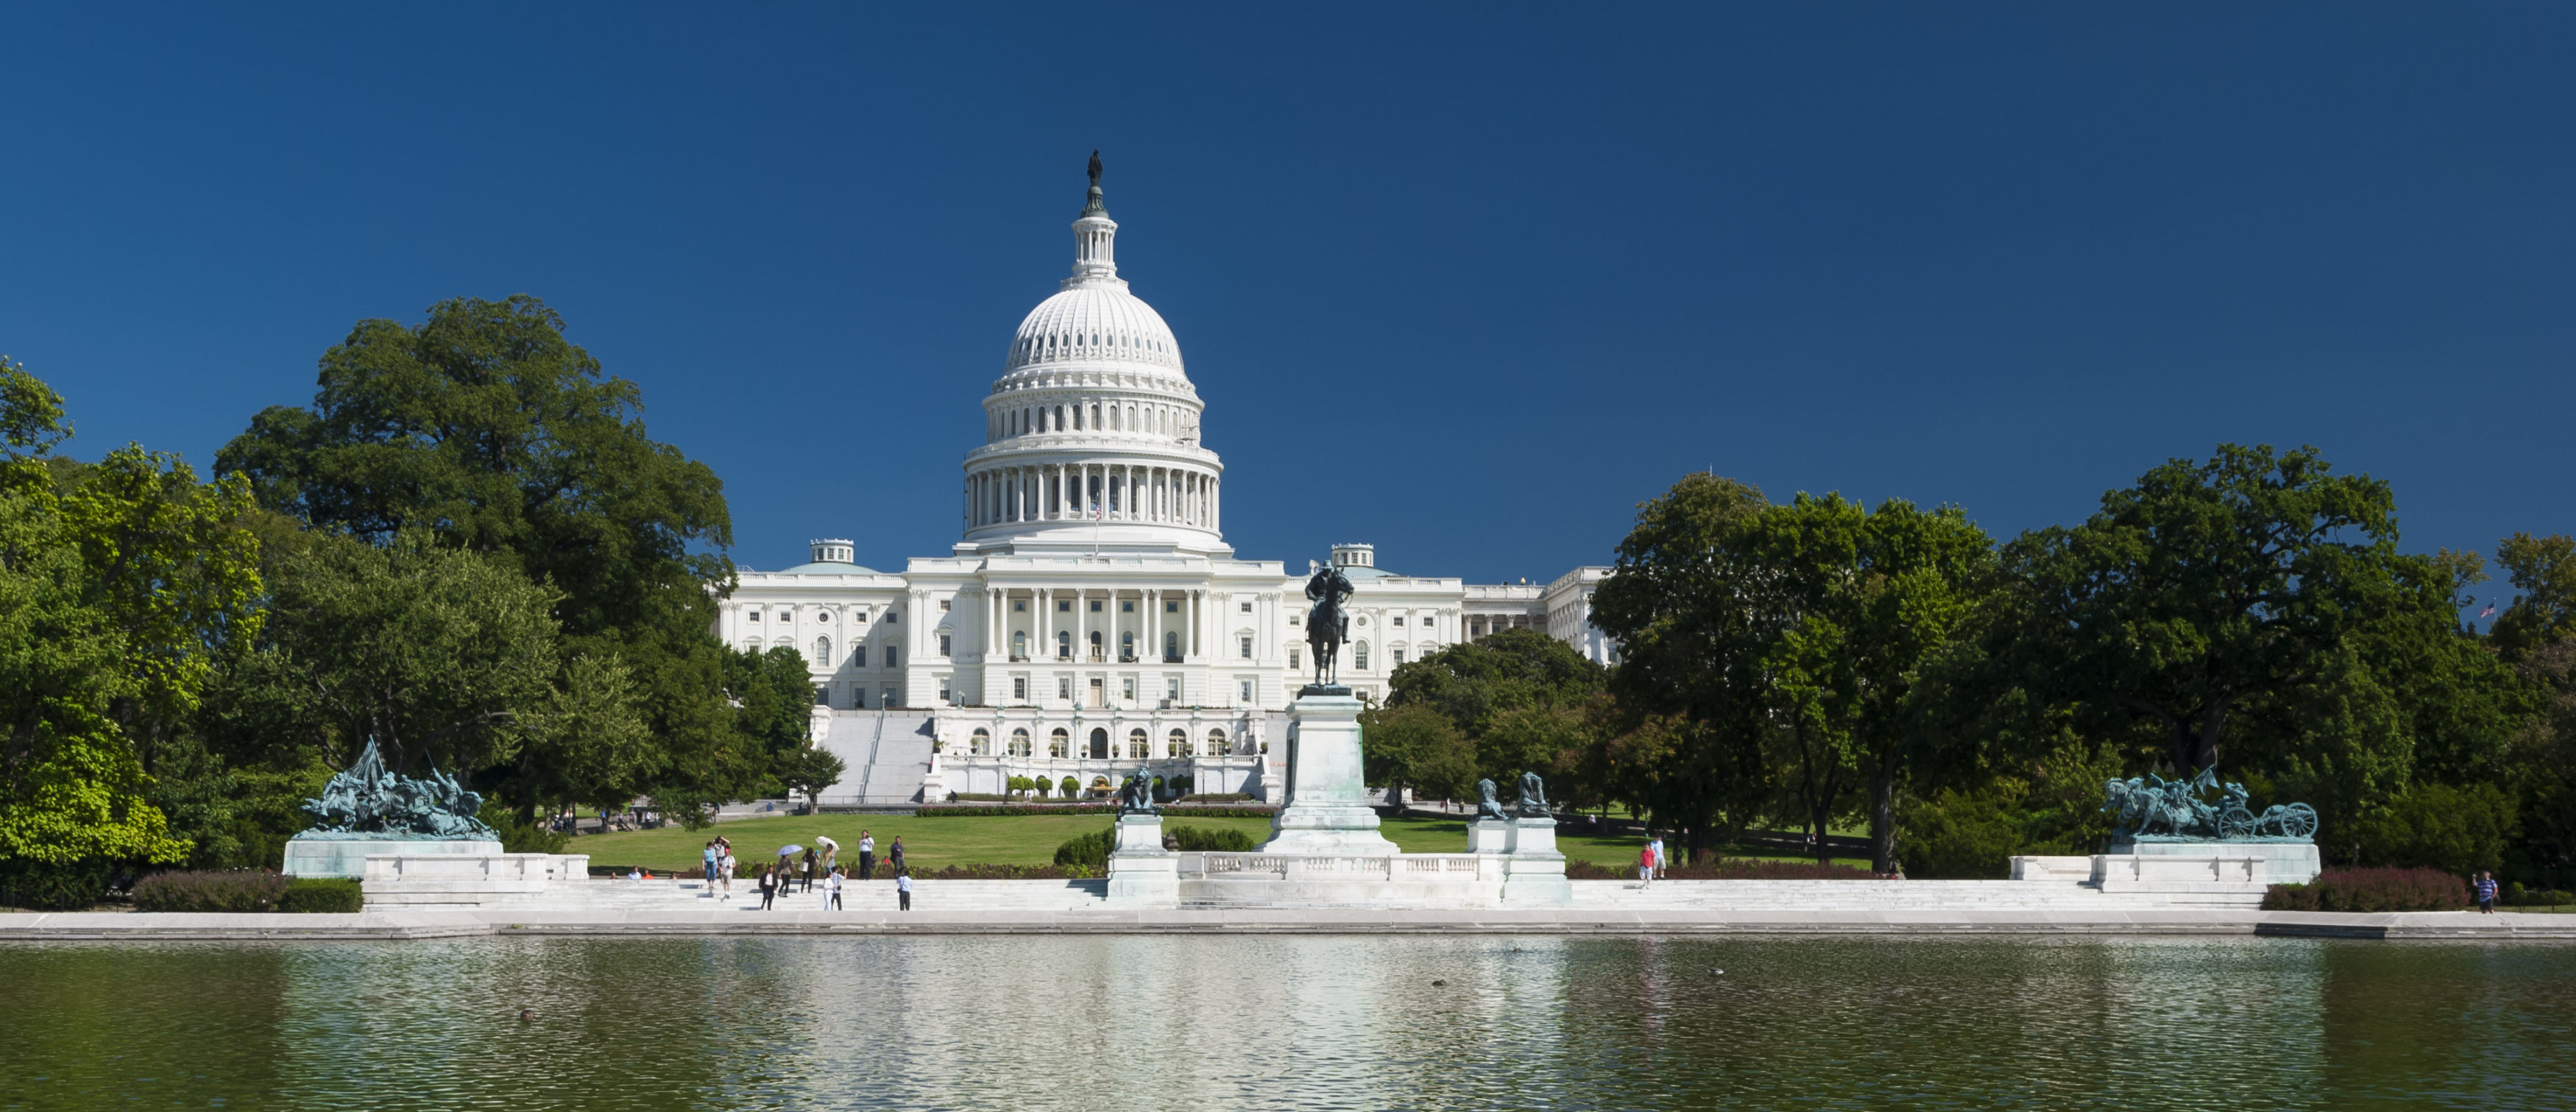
{"left": 776, "top": 745, "right": 846, "bottom": 814}
{"left": 2349, "top": 782, "right": 2519, "bottom": 875}
{"left": 2492, "top": 533, "right": 2576, "bottom": 659}
{"left": 1357, "top": 702, "right": 1477, "bottom": 804}
{"left": 213, "top": 297, "right": 757, "bottom": 816}
{"left": 1380, "top": 626, "right": 1607, "bottom": 805}
{"left": 0, "top": 360, "right": 239, "bottom": 900}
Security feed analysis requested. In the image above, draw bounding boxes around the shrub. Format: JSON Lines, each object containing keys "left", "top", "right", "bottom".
{"left": 1032, "top": 778, "right": 1051, "bottom": 799}
{"left": 130, "top": 871, "right": 291, "bottom": 913}
{"left": 0, "top": 859, "right": 121, "bottom": 910}
{"left": 2262, "top": 867, "right": 2471, "bottom": 912}
{"left": 1898, "top": 787, "right": 2025, "bottom": 879}
{"left": 280, "top": 878, "right": 365, "bottom": 913}
{"left": 1058, "top": 776, "right": 1079, "bottom": 798}
{"left": 1053, "top": 826, "right": 1114, "bottom": 872}
{"left": 912, "top": 863, "right": 1090, "bottom": 880}
{"left": 2503, "top": 882, "right": 2576, "bottom": 907}
{"left": 1167, "top": 825, "right": 1256, "bottom": 852}
{"left": 918, "top": 804, "right": 1276, "bottom": 818}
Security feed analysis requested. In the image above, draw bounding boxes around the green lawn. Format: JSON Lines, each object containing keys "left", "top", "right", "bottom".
{"left": 573, "top": 812, "right": 1872, "bottom": 872}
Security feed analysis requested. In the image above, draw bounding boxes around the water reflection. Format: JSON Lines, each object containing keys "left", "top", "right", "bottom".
{"left": 1, "top": 936, "right": 2567, "bottom": 1111}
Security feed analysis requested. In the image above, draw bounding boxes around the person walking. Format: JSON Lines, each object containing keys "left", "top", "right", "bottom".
{"left": 887, "top": 837, "right": 905, "bottom": 876}
{"left": 826, "top": 867, "right": 843, "bottom": 910}
{"left": 1638, "top": 843, "right": 1656, "bottom": 886}
{"left": 717, "top": 842, "right": 734, "bottom": 896}
{"left": 799, "top": 849, "right": 818, "bottom": 893}
{"left": 896, "top": 868, "right": 913, "bottom": 912}
{"left": 2476, "top": 871, "right": 2499, "bottom": 913}
{"left": 857, "top": 831, "right": 876, "bottom": 882}
{"left": 1648, "top": 834, "right": 1668, "bottom": 879}
{"left": 757, "top": 865, "right": 777, "bottom": 911}
{"left": 701, "top": 840, "right": 718, "bottom": 897}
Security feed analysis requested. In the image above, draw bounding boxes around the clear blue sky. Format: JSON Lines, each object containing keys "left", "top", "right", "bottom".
{"left": 5, "top": 6, "right": 2569, "bottom": 613}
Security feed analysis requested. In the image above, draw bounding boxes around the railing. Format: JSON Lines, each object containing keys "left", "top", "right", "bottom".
{"left": 1192, "top": 853, "right": 1493, "bottom": 881}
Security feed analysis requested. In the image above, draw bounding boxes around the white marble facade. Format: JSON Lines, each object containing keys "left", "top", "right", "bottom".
{"left": 716, "top": 171, "right": 1614, "bottom": 801}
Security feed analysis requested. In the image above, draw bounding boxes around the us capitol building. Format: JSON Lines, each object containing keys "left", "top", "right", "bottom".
{"left": 721, "top": 163, "right": 1616, "bottom": 804}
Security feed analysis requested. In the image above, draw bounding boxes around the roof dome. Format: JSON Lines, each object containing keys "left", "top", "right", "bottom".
{"left": 1006, "top": 286, "right": 1185, "bottom": 378}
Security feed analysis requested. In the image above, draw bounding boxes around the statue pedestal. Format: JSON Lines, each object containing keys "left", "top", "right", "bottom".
{"left": 1467, "top": 818, "right": 1513, "bottom": 854}
{"left": 1259, "top": 694, "right": 1398, "bottom": 857}
{"left": 1105, "top": 814, "right": 1178, "bottom": 906}
{"left": 2104, "top": 840, "right": 2320, "bottom": 885}
{"left": 283, "top": 836, "right": 500, "bottom": 879}
{"left": 1501, "top": 816, "right": 1571, "bottom": 905}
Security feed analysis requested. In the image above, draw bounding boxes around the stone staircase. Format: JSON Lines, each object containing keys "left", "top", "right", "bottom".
{"left": 815, "top": 711, "right": 935, "bottom": 806}
{"left": 1571, "top": 879, "right": 2265, "bottom": 910}
{"left": 515, "top": 876, "right": 1111, "bottom": 912}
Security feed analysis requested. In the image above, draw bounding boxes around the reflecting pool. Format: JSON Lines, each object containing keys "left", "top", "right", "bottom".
{"left": 2, "top": 935, "right": 2569, "bottom": 1110}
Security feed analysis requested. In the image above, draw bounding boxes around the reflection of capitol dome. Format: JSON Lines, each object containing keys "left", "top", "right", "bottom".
{"left": 962, "top": 160, "right": 1224, "bottom": 553}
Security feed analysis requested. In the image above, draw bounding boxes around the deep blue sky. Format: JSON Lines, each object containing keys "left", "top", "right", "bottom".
{"left": 5, "top": 6, "right": 2570, "bottom": 612}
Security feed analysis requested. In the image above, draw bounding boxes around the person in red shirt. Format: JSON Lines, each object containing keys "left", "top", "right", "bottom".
{"left": 1638, "top": 844, "right": 1656, "bottom": 885}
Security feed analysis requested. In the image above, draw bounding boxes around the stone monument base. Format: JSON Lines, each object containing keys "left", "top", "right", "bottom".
{"left": 1259, "top": 693, "right": 1398, "bottom": 857}
{"left": 1105, "top": 814, "right": 1180, "bottom": 905}
{"left": 284, "top": 837, "right": 500, "bottom": 879}
{"left": 1467, "top": 818, "right": 1512, "bottom": 854}
{"left": 2109, "top": 840, "right": 2321, "bottom": 885}
{"left": 1499, "top": 816, "right": 1571, "bottom": 905}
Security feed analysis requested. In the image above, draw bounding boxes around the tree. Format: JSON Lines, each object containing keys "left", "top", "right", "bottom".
{"left": 214, "top": 297, "right": 754, "bottom": 813}
{"left": 1359, "top": 703, "right": 1477, "bottom": 804}
{"left": 2492, "top": 533, "right": 2576, "bottom": 660}
{"left": 776, "top": 745, "right": 847, "bottom": 814}
{"left": 2003, "top": 444, "right": 2404, "bottom": 776}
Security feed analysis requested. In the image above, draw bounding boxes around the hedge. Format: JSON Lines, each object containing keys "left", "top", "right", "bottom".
{"left": 280, "top": 878, "right": 365, "bottom": 913}
{"left": 0, "top": 859, "right": 120, "bottom": 910}
{"left": 1168, "top": 824, "right": 1256, "bottom": 852}
{"left": 2262, "top": 867, "right": 2471, "bottom": 912}
{"left": 132, "top": 871, "right": 291, "bottom": 912}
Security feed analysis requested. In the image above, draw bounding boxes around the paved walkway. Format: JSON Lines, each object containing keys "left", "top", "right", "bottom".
{"left": 4, "top": 907, "right": 2570, "bottom": 941}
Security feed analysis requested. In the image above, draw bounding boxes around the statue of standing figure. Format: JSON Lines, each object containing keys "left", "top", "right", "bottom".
{"left": 1303, "top": 561, "right": 1356, "bottom": 690}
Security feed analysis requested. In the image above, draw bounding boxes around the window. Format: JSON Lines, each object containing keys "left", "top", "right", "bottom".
{"left": 1354, "top": 642, "right": 1370, "bottom": 670}
{"left": 1239, "top": 679, "right": 1254, "bottom": 702}
{"left": 777, "top": 612, "right": 791, "bottom": 623}
{"left": 748, "top": 611, "right": 762, "bottom": 623}
{"left": 1050, "top": 727, "right": 1070, "bottom": 758}
{"left": 1089, "top": 676, "right": 1105, "bottom": 706}
{"left": 1239, "top": 637, "right": 1253, "bottom": 659}
{"left": 746, "top": 637, "right": 762, "bottom": 651}
{"left": 1014, "top": 600, "right": 1027, "bottom": 612}
{"left": 1058, "top": 600, "right": 1072, "bottom": 612}
{"left": 814, "top": 637, "right": 832, "bottom": 666}
{"left": 939, "top": 600, "right": 951, "bottom": 612}
{"left": 1289, "top": 648, "right": 1301, "bottom": 670}
{"left": 1013, "top": 631, "right": 1028, "bottom": 658}
{"left": 939, "top": 634, "right": 952, "bottom": 658}
{"left": 1128, "top": 729, "right": 1148, "bottom": 759}
{"left": 1393, "top": 616, "right": 1404, "bottom": 626}
{"left": 1013, "top": 676, "right": 1028, "bottom": 700}
{"left": 1168, "top": 729, "right": 1189, "bottom": 758}
{"left": 1090, "top": 600, "right": 1103, "bottom": 612}
{"left": 1089, "top": 728, "right": 1109, "bottom": 759}
{"left": 1166, "top": 676, "right": 1181, "bottom": 701}
{"left": 883, "top": 645, "right": 901, "bottom": 667}
{"left": 1121, "top": 601, "right": 1134, "bottom": 613}
{"left": 1392, "top": 647, "right": 1406, "bottom": 666}
{"left": 1011, "top": 728, "right": 1032, "bottom": 757}
{"left": 1165, "top": 601, "right": 1179, "bottom": 613}
{"left": 937, "top": 676, "right": 952, "bottom": 704}
{"left": 1421, "top": 617, "right": 1434, "bottom": 633}
{"left": 1120, "top": 631, "right": 1135, "bottom": 659}
{"left": 1164, "top": 631, "right": 1180, "bottom": 661}
{"left": 1207, "top": 728, "right": 1227, "bottom": 756}
{"left": 850, "top": 688, "right": 866, "bottom": 709}
{"left": 1239, "top": 601, "right": 1253, "bottom": 614}
{"left": 1089, "top": 630, "right": 1103, "bottom": 659}
{"left": 1058, "top": 676, "right": 1072, "bottom": 700}
{"left": 885, "top": 612, "right": 899, "bottom": 623}
{"left": 1057, "top": 631, "right": 1072, "bottom": 659}
{"left": 971, "top": 728, "right": 990, "bottom": 756}
{"left": 819, "top": 612, "right": 832, "bottom": 623}
{"left": 813, "top": 686, "right": 829, "bottom": 705}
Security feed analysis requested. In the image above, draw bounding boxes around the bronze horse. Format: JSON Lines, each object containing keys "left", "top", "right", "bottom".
{"left": 1304, "top": 562, "right": 1355, "bottom": 689}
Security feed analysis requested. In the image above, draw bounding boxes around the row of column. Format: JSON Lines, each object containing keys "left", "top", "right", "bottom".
{"left": 981, "top": 587, "right": 1211, "bottom": 666}
{"left": 966, "top": 462, "right": 1217, "bottom": 531}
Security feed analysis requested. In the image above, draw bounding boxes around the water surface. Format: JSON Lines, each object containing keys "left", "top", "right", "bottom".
{"left": 2, "top": 935, "right": 2566, "bottom": 1110}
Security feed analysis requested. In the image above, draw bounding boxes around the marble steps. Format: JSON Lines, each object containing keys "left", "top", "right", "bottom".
{"left": 1569, "top": 880, "right": 2265, "bottom": 910}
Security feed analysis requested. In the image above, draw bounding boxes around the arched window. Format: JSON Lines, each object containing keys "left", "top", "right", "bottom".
{"left": 1128, "top": 729, "right": 1148, "bottom": 759}
{"left": 1088, "top": 630, "right": 1103, "bottom": 660}
{"left": 1057, "top": 630, "right": 1072, "bottom": 659}
{"left": 1354, "top": 642, "right": 1370, "bottom": 670}
{"left": 1049, "top": 728, "right": 1070, "bottom": 758}
{"left": 1119, "top": 631, "right": 1135, "bottom": 660}
{"left": 1013, "top": 630, "right": 1027, "bottom": 659}
{"left": 1164, "top": 631, "right": 1180, "bottom": 662}
{"left": 1089, "top": 728, "right": 1109, "bottom": 759}
{"left": 1011, "top": 728, "right": 1032, "bottom": 757}
{"left": 813, "top": 637, "right": 832, "bottom": 667}
{"left": 1168, "top": 728, "right": 1189, "bottom": 758}
{"left": 1206, "top": 727, "right": 1228, "bottom": 756}
{"left": 970, "top": 727, "right": 989, "bottom": 756}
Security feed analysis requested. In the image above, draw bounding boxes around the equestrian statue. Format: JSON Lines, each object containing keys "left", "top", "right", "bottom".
{"left": 1303, "top": 559, "right": 1356, "bottom": 693}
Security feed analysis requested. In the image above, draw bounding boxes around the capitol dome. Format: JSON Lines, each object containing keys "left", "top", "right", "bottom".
{"left": 960, "top": 155, "right": 1226, "bottom": 555}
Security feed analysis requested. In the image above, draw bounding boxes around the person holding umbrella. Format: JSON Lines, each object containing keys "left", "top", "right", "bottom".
{"left": 815, "top": 834, "right": 839, "bottom": 875}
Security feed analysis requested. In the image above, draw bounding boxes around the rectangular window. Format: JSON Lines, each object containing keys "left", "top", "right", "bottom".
{"left": 883, "top": 645, "right": 899, "bottom": 667}
{"left": 1058, "top": 601, "right": 1072, "bottom": 612}
{"left": 885, "top": 612, "right": 899, "bottom": 623}
{"left": 1089, "top": 677, "right": 1105, "bottom": 707}
{"left": 1239, "top": 679, "right": 1253, "bottom": 703}
{"left": 852, "top": 689, "right": 866, "bottom": 709}
{"left": 748, "top": 612, "right": 762, "bottom": 622}
{"left": 1090, "top": 600, "right": 1103, "bottom": 612}
{"left": 1015, "top": 600, "right": 1027, "bottom": 612}
{"left": 1393, "top": 616, "right": 1404, "bottom": 626}
{"left": 1393, "top": 648, "right": 1406, "bottom": 666}
{"left": 814, "top": 686, "right": 828, "bottom": 705}
{"left": 939, "top": 634, "right": 952, "bottom": 658}
{"left": 1239, "top": 601, "right": 1252, "bottom": 614}
{"left": 1165, "top": 601, "right": 1179, "bottom": 613}
{"left": 1122, "top": 677, "right": 1136, "bottom": 701}
{"left": 1121, "top": 601, "right": 1134, "bottom": 613}
{"left": 939, "top": 599, "right": 951, "bottom": 612}
{"left": 1289, "top": 648, "right": 1301, "bottom": 670}
{"left": 1167, "top": 676, "right": 1181, "bottom": 701}
{"left": 1013, "top": 677, "right": 1028, "bottom": 700}
{"left": 1058, "top": 676, "right": 1072, "bottom": 700}
{"left": 938, "top": 677, "right": 952, "bottom": 703}
{"left": 1239, "top": 637, "right": 1253, "bottom": 659}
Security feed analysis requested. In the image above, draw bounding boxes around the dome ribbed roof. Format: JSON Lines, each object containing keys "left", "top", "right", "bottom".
{"left": 1006, "top": 286, "right": 1185, "bottom": 376}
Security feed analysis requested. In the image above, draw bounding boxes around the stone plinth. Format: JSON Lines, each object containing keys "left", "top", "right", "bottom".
{"left": 1259, "top": 694, "right": 1398, "bottom": 857}
{"left": 1501, "top": 816, "right": 1571, "bottom": 905}
{"left": 1467, "top": 819, "right": 1512, "bottom": 854}
{"left": 2111, "top": 840, "right": 2319, "bottom": 885}
{"left": 1105, "top": 814, "right": 1179, "bottom": 906}
{"left": 285, "top": 837, "right": 500, "bottom": 879}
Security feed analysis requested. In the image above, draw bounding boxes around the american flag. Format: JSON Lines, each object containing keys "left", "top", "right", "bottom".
{"left": 2480, "top": 600, "right": 2498, "bottom": 619}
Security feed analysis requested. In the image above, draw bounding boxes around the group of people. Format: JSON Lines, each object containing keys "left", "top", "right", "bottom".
{"left": 698, "top": 829, "right": 917, "bottom": 912}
